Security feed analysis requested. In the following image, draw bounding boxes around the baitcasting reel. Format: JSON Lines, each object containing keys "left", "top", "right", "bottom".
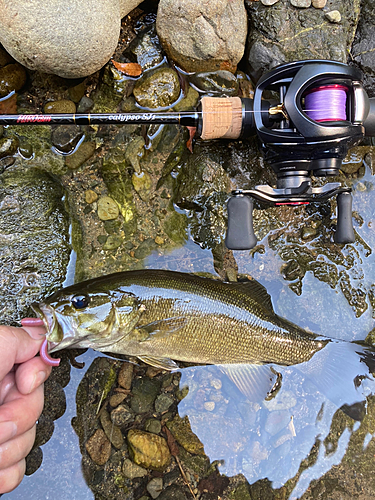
{"left": 224, "top": 60, "right": 375, "bottom": 249}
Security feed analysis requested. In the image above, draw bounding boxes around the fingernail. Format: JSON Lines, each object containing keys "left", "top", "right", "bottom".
{"left": 29, "top": 371, "right": 47, "bottom": 393}
{"left": 0, "top": 421, "right": 17, "bottom": 444}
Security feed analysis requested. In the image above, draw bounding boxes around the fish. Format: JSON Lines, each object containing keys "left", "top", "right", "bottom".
{"left": 31, "top": 269, "right": 375, "bottom": 415}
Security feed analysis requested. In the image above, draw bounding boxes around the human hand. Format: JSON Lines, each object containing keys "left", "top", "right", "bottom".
{"left": 0, "top": 325, "right": 51, "bottom": 494}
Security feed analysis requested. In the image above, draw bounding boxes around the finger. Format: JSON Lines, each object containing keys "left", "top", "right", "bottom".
{"left": 0, "top": 385, "right": 44, "bottom": 443}
{"left": 0, "top": 326, "right": 46, "bottom": 380}
{"left": 0, "top": 459, "right": 26, "bottom": 494}
{"left": 15, "top": 357, "right": 51, "bottom": 395}
{"left": 0, "top": 425, "right": 36, "bottom": 471}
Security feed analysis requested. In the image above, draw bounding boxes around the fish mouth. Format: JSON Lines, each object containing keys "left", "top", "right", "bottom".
{"left": 31, "top": 302, "right": 61, "bottom": 350}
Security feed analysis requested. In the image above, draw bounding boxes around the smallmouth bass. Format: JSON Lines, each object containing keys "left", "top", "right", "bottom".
{"left": 32, "top": 269, "right": 375, "bottom": 411}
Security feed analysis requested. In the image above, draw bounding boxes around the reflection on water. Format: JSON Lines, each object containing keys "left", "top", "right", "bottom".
{"left": 6, "top": 338, "right": 375, "bottom": 500}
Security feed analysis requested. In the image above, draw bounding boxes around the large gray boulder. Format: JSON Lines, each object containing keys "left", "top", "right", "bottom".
{"left": 0, "top": 0, "right": 143, "bottom": 79}
{"left": 156, "top": 0, "right": 247, "bottom": 73}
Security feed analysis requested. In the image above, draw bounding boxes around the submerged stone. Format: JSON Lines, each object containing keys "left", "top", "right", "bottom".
{"left": 133, "top": 68, "right": 180, "bottom": 108}
{"left": 0, "top": 63, "right": 27, "bottom": 97}
{"left": 44, "top": 99, "right": 76, "bottom": 114}
{"left": 97, "top": 196, "right": 119, "bottom": 221}
{"left": 85, "top": 429, "right": 111, "bottom": 465}
{"left": 190, "top": 70, "right": 239, "bottom": 95}
{"left": 127, "top": 429, "right": 171, "bottom": 471}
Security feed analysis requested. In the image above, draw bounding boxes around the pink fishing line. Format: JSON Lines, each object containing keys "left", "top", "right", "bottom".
{"left": 304, "top": 85, "right": 348, "bottom": 122}
{"left": 40, "top": 338, "right": 60, "bottom": 367}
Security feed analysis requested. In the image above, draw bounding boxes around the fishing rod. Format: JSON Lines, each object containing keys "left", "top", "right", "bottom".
{"left": 2, "top": 59, "right": 375, "bottom": 248}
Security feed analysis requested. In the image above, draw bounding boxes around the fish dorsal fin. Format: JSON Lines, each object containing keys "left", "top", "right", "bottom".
{"left": 219, "top": 363, "right": 281, "bottom": 402}
{"left": 137, "top": 355, "right": 179, "bottom": 371}
{"left": 137, "top": 317, "right": 188, "bottom": 341}
{"left": 227, "top": 279, "right": 274, "bottom": 312}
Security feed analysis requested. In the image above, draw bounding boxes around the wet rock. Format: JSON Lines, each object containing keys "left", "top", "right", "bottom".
{"left": 0, "top": 169, "right": 70, "bottom": 324}
{"left": 352, "top": 0, "right": 375, "bottom": 95}
{"left": 156, "top": 0, "right": 247, "bottom": 73}
{"left": 118, "top": 362, "right": 134, "bottom": 389}
{"left": 166, "top": 415, "right": 205, "bottom": 456}
{"left": 44, "top": 100, "right": 76, "bottom": 114}
{"left": 133, "top": 68, "right": 181, "bottom": 108}
{"left": 0, "top": 63, "right": 27, "bottom": 97}
{"left": 158, "top": 485, "right": 190, "bottom": 500}
{"left": 147, "top": 477, "right": 163, "bottom": 499}
{"left": 0, "top": 136, "right": 19, "bottom": 158}
{"left": 65, "top": 141, "right": 96, "bottom": 169}
{"left": 261, "top": 0, "right": 280, "bottom": 4}
{"left": 122, "top": 458, "right": 148, "bottom": 479}
{"left": 130, "top": 376, "right": 161, "bottom": 414}
{"left": 126, "top": 25, "right": 164, "bottom": 71}
{"left": 97, "top": 195, "right": 120, "bottom": 220}
{"left": 51, "top": 125, "right": 83, "bottom": 154}
{"left": 85, "top": 429, "right": 112, "bottom": 465}
{"left": 173, "top": 86, "right": 199, "bottom": 112}
{"left": 190, "top": 70, "right": 239, "bottom": 96}
{"left": 111, "top": 403, "right": 135, "bottom": 427}
{"left": 245, "top": 0, "right": 360, "bottom": 79}
{"left": 134, "top": 238, "right": 158, "bottom": 259}
{"left": 127, "top": 429, "right": 171, "bottom": 471}
{"left": 103, "top": 234, "right": 124, "bottom": 250}
{"left": 102, "top": 63, "right": 136, "bottom": 97}
{"left": 0, "top": 0, "right": 142, "bottom": 78}
{"left": 100, "top": 408, "right": 124, "bottom": 449}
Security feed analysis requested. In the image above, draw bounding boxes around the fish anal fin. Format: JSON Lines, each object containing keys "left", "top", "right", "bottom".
{"left": 137, "top": 317, "right": 188, "bottom": 341}
{"left": 219, "top": 363, "right": 280, "bottom": 402}
{"left": 137, "top": 355, "right": 179, "bottom": 371}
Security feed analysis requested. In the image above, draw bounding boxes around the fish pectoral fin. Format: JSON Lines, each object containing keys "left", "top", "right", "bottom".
{"left": 137, "top": 355, "right": 179, "bottom": 371}
{"left": 136, "top": 317, "right": 188, "bottom": 341}
{"left": 219, "top": 363, "right": 281, "bottom": 402}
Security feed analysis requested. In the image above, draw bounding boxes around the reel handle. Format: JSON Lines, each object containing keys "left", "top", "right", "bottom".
{"left": 225, "top": 195, "right": 257, "bottom": 250}
{"left": 334, "top": 192, "right": 355, "bottom": 244}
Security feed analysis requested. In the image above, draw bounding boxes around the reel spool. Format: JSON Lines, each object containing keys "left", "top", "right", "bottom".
{"left": 225, "top": 60, "right": 373, "bottom": 250}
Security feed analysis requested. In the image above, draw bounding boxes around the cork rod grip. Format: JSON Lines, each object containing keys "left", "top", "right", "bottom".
{"left": 200, "top": 96, "right": 243, "bottom": 140}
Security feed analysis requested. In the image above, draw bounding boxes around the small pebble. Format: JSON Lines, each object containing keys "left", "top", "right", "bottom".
{"left": 325, "top": 10, "right": 341, "bottom": 23}
{"left": 312, "top": 0, "right": 327, "bottom": 7}
{"left": 261, "top": 0, "right": 280, "bottom": 4}
{"left": 147, "top": 477, "right": 163, "bottom": 499}
{"left": 122, "top": 458, "right": 148, "bottom": 479}
{"left": 44, "top": 99, "right": 76, "bottom": 114}
{"left": 85, "top": 189, "right": 98, "bottom": 204}
{"left": 210, "top": 378, "right": 222, "bottom": 390}
{"left": 97, "top": 196, "right": 119, "bottom": 221}
{"left": 155, "top": 236, "right": 164, "bottom": 245}
{"left": 109, "top": 393, "right": 126, "bottom": 407}
{"left": 118, "top": 363, "right": 133, "bottom": 389}
{"left": 290, "top": 0, "right": 311, "bottom": 7}
{"left": 145, "top": 418, "right": 162, "bottom": 435}
{"left": 85, "top": 429, "right": 111, "bottom": 465}
{"left": 204, "top": 401, "right": 215, "bottom": 412}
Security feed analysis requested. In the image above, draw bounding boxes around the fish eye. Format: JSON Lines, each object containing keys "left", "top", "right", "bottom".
{"left": 71, "top": 294, "right": 90, "bottom": 309}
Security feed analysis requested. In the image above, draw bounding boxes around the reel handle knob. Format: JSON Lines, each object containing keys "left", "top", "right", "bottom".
{"left": 334, "top": 192, "right": 355, "bottom": 244}
{"left": 225, "top": 195, "right": 257, "bottom": 250}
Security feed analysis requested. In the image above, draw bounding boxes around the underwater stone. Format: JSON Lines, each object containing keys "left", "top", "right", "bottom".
{"left": 133, "top": 238, "right": 158, "bottom": 260}
{"left": 51, "top": 125, "right": 83, "bottom": 154}
{"left": 118, "top": 362, "right": 134, "bottom": 389}
{"left": 103, "top": 234, "right": 124, "bottom": 250}
{"left": 85, "top": 189, "right": 98, "bottom": 204}
{"left": 312, "top": 0, "right": 327, "bottom": 6}
{"left": 132, "top": 171, "right": 152, "bottom": 201}
{"left": 111, "top": 404, "right": 135, "bottom": 428}
{"left": 122, "top": 458, "right": 148, "bottom": 479}
{"left": 125, "top": 136, "right": 145, "bottom": 174}
{"left": 155, "top": 393, "right": 174, "bottom": 414}
{"left": 147, "top": 477, "right": 163, "bottom": 499}
{"left": 145, "top": 418, "right": 162, "bottom": 435}
{"left": 290, "top": 0, "right": 311, "bottom": 7}
{"left": 0, "top": 47, "right": 14, "bottom": 68}
{"left": 65, "top": 141, "right": 96, "bottom": 169}
{"left": 166, "top": 415, "right": 205, "bottom": 456}
{"left": 261, "top": 0, "right": 280, "bottom": 4}
{"left": 133, "top": 68, "right": 181, "bottom": 109}
{"left": 0, "top": 63, "right": 27, "bottom": 97}
{"left": 97, "top": 196, "right": 119, "bottom": 221}
{"left": 77, "top": 96, "right": 94, "bottom": 113}
{"left": 127, "top": 429, "right": 171, "bottom": 471}
{"left": 130, "top": 376, "right": 161, "bottom": 414}
{"left": 173, "top": 86, "right": 199, "bottom": 112}
{"left": 85, "top": 429, "right": 112, "bottom": 465}
{"left": 68, "top": 81, "right": 86, "bottom": 103}
{"left": 190, "top": 70, "right": 239, "bottom": 95}
{"left": 44, "top": 100, "right": 76, "bottom": 114}
{"left": 126, "top": 26, "right": 164, "bottom": 71}
{"left": 100, "top": 408, "right": 124, "bottom": 449}
{"left": 0, "top": 136, "right": 19, "bottom": 158}
{"left": 264, "top": 410, "right": 291, "bottom": 436}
